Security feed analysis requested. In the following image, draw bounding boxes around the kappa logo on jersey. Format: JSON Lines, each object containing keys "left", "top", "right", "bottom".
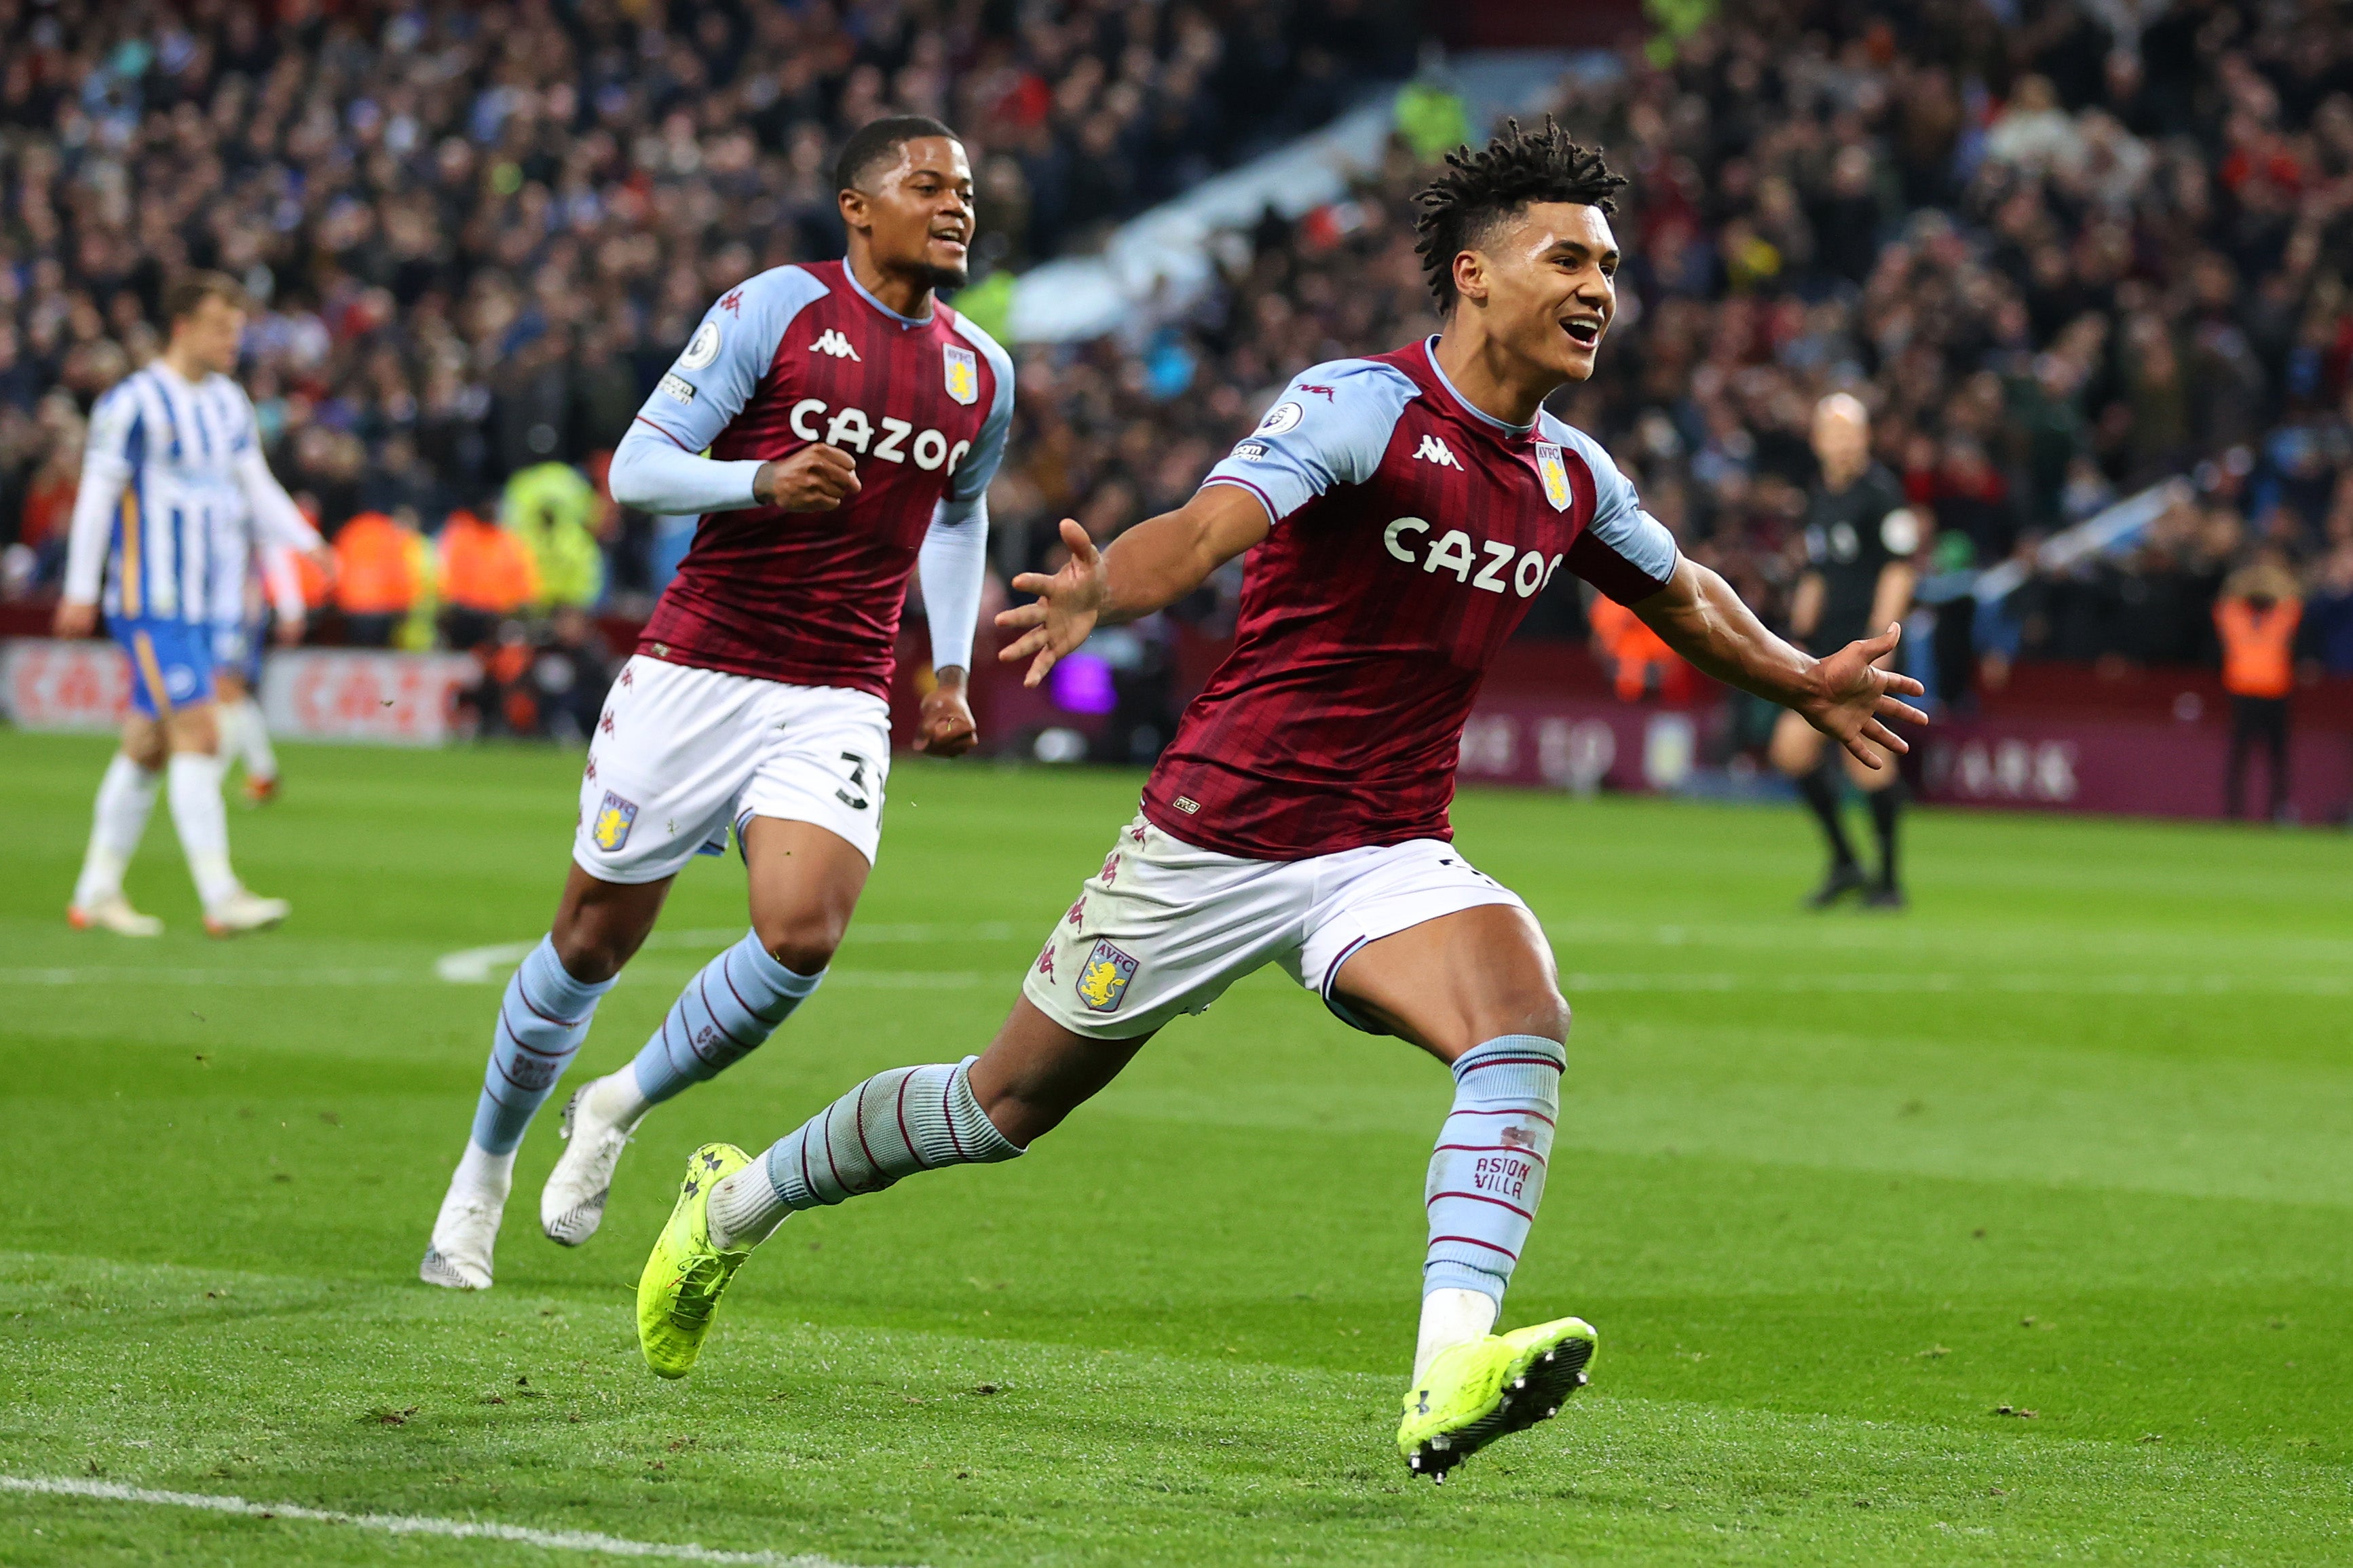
{"left": 810, "top": 328, "right": 861, "bottom": 361}
{"left": 679, "top": 322, "right": 721, "bottom": 370}
{"left": 590, "top": 791, "right": 639, "bottom": 852}
{"left": 943, "top": 345, "right": 980, "bottom": 406}
{"left": 1534, "top": 442, "right": 1573, "bottom": 512}
{"left": 1075, "top": 939, "right": 1139, "bottom": 1012}
{"left": 1382, "top": 516, "right": 1564, "bottom": 598}
{"left": 787, "top": 399, "right": 973, "bottom": 472}
{"left": 1414, "top": 434, "right": 1463, "bottom": 470}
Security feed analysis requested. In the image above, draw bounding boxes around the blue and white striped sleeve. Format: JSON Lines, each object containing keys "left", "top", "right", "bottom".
{"left": 1546, "top": 415, "right": 1679, "bottom": 605}
{"left": 62, "top": 383, "right": 138, "bottom": 605}
{"left": 1199, "top": 360, "right": 1418, "bottom": 523}
{"left": 611, "top": 267, "right": 828, "bottom": 515}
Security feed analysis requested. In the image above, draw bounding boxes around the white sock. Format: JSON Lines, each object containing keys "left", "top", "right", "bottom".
{"left": 584, "top": 1067, "right": 652, "bottom": 1134}
{"left": 707, "top": 1167, "right": 789, "bottom": 1252}
{"left": 221, "top": 696, "right": 278, "bottom": 782}
{"left": 451, "top": 1139, "right": 516, "bottom": 1204}
{"left": 74, "top": 754, "right": 160, "bottom": 908}
{"left": 1412, "top": 1286, "right": 1500, "bottom": 1383}
{"left": 166, "top": 752, "right": 241, "bottom": 908}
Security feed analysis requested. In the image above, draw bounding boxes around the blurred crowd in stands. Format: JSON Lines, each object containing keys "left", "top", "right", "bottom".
{"left": 5, "top": 0, "right": 2353, "bottom": 717}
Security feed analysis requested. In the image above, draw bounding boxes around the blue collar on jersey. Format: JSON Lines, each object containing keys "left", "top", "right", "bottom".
{"left": 843, "top": 263, "right": 935, "bottom": 328}
{"left": 1421, "top": 337, "right": 1537, "bottom": 440}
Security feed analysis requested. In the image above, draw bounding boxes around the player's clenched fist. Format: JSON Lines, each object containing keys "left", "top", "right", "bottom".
{"left": 755, "top": 443, "right": 862, "bottom": 512}
{"left": 914, "top": 668, "right": 978, "bottom": 757}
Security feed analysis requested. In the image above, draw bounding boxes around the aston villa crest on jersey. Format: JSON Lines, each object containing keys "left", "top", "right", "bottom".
{"left": 943, "top": 345, "right": 979, "bottom": 406}
{"left": 1534, "top": 442, "right": 1572, "bottom": 512}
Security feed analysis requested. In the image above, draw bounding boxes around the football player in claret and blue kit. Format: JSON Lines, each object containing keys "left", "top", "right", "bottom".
{"left": 418, "top": 115, "right": 1015, "bottom": 1290}
{"left": 635, "top": 120, "right": 1926, "bottom": 1480}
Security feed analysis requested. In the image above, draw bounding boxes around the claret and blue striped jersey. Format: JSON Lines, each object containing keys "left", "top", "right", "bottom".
{"left": 67, "top": 362, "right": 261, "bottom": 624}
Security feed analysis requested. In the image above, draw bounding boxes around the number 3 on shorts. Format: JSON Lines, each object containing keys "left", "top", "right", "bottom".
{"left": 835, "top": 752, "right": 875, "bottom": 811}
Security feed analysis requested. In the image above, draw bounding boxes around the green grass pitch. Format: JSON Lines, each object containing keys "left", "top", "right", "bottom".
{"left": 2, "top": 729, "right": 2349, "bottom": 1565}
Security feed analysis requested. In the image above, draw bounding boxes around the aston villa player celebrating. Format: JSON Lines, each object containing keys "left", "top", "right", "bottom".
{"left": 635, "top": 121, "right": 1924, "bottom": 1479}
{"left": 419, "top": 116, "right": 1014, "bottom": 1290}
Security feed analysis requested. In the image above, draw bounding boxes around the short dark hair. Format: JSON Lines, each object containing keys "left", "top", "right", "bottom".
{"left": 1413, "top": 117, "right": 1627, "bottom": 311}
{"left": 835, "top": 115, "right": 961, "bottom": 194}
{"left": 163, "top": 270, "right": 249, "bottom": 324}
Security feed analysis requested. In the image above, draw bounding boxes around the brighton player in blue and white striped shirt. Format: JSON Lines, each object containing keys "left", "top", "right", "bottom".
{"left": 56, "top": 272, "right": 322, "bottom": 937}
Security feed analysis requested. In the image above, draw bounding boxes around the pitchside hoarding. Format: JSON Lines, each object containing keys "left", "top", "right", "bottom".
{"left": 1, "top": 640, "right": 474, "bottom": 746}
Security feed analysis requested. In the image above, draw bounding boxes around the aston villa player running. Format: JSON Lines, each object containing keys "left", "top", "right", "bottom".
{"left": 419, "top": 116, "right": 1014, "bottom": 1288}
{"left": 635, "top": 121, "right": 1923, "bottom": 1478}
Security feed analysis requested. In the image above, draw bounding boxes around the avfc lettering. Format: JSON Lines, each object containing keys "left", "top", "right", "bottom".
{"left": 1382, "top": 517, "right": 1563, "bottom": 598}
{"left": 787, "top": 398, "right": 971, "bottom": 474}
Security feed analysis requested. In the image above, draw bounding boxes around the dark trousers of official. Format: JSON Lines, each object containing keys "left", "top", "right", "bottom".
{"left": 2225, "top": 695, "right": 2291, "bottom": 821}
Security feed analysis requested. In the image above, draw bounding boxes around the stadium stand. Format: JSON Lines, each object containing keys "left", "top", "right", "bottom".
{"left": 3, "top": 0, "right": 2352, "bottom": 710}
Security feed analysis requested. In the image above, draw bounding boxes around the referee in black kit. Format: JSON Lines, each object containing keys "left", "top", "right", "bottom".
{"left": 1769, "top": 392, "right": 1922, "bottom": 909}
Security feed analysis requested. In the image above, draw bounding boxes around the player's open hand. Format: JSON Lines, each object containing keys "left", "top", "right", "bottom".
{"left": 915, "top": 668, "right": 978, "bottom": 757}
{"left": 755, "top": 444, "right": 861, "bottom": 512}
{"left": 1802, "top": 623, "right": 1929, "bottom": 769}
{"left": 52, "top": 599, "right": 98, "bottom": 639}
{"left": 996, "top": 518, "right": 1104, "bottom": 688}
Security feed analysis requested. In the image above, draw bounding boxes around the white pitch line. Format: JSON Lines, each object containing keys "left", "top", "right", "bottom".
{"left": 0, "top": 1474, "right": 907, "bottom": 1567}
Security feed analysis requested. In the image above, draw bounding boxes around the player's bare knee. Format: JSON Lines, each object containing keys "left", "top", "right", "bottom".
{"left": 756, "top": 912, "right": 846, "bottom": 976}
{"left": 547, "top": 917, "right": 632, "bottom": 984}
{"left": 1503, "top": 985, "right": 1571, "bottom": 1044}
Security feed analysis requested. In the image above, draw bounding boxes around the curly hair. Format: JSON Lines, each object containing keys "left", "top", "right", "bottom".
{"left": 1413, "top": 117, "right": 1627, "bottom": 311}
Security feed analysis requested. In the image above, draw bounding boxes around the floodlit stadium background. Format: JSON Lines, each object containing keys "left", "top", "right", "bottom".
{"left": 6, "top": 5, "right": 2353, "bottom": 1565}
{"left": 7, "top": 0, "right": 2353, "bottom": 820}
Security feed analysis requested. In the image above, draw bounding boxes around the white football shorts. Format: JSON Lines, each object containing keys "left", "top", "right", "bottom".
{"left": 572, "top": 655, "right": 892, "bottom": 884}
{"left": 1021, "top": 811, "right": 1530, "bottom": 1040}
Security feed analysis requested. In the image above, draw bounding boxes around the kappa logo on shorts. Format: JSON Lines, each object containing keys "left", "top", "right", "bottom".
{"left": 591, "top": 792, "right": 639, "bottom": 852}
{"left": 1034, "top": 940, "right": 1057, "bottom": 980}
{"left": 1076, "top": 940, "right": 1138, "bottom": 1013}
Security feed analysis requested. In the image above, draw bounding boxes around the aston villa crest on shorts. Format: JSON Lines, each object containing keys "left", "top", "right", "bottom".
{"left": 591, "top": 790, "right": 639, "bottom": 851}
{"left": 1534, "top": 442, "right": 1572, "bottom": 512}
{"left": 1075, "top": 938, "right": 1138, "bottom": 1013}
{"left": 943, "top": 345, "right": 979, "bottom": 406}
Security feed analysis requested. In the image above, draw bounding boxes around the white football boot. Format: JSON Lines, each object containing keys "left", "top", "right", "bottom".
{"left": 67, "top": 896, "right": 164, "bottom": 937}
{"left": 204, "top": 889, "right": 290, "bottom": 938}
{"left": 541, "top": 1076, "right": 643, "bottom": 1246}
{"left": 420, "top": 1167, "right": 506, "bottom": 1290}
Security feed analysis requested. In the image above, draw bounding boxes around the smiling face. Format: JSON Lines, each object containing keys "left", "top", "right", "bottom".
{"left": 1450, "top": 202, "right": 1619, "bottom": 384}
{"left": 840, "top": 135, "right": 976, "bottom": 290}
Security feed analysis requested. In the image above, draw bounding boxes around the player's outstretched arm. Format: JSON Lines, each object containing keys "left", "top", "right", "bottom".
{"left": 1632, "top": 556, "right": 1927, "bottom": 768}
{"left": 995, "top": 486, "right": 1268, "bottom": 688}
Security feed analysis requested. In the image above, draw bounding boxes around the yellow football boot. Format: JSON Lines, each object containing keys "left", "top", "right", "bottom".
{"left": 1398, "top": 1316, "right": 1598, "bottom": 1481}
{"left": 637, "top": 1143, "right": 757, "bottom": 1379}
